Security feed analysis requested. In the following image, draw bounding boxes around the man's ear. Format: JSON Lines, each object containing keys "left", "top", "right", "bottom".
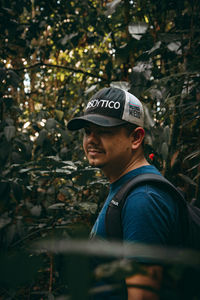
{"left": 131, "top": 127, "right": 145, "bottom": 149}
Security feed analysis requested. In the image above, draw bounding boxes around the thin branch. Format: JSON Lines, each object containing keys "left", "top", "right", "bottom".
{"left": 48, "top": 253, "right": 54, "bottom": 293}
{"left": 10, "top": 62, "right": 107, "bottom": 82}
{"left": 89, "top": 283, "right": 160, "bottom": 296}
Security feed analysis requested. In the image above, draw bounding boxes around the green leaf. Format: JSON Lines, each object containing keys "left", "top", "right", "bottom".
{"left": 19, "top": 167, "right": 34, "bottom": 173}
{"left": 45, "top": 118, "right": 57, "bottom": 130}
{"left": 78, "top": 202, "right": 97, "bottom": 214}
{"left": 55, "top": 109, "right": 64, "bottom": 121}
{"left": 178, "top": 174, "right": 197, "bottom": 186}
{"left": 11, "top": 181, "right": 22, "bottom": 202}
{"left": 60, "top": 33, "right": 78, "bottom": 46}
{"left": 184, "top": 150, "right": 200, "bottom": 161}
{"left": 105, "top": 0, "right": 122, "bottom": 16}
{"left": 7, "top": 70, "right": 20, "bottom": 88}
{"left": 0, "top": 215, "right": 12, "bottom": 229}
{"left": 128, "top": 22, "right": 148, "bottom": 40}
{"left": 143, "top": 105, "right": 155, "bottom": 128}
{"left": 36, "top": 129, "right": 48, "bottom": 146}
{"left": 163, "top": 126, "right": 170, "bottom": 144}
{"left": 59, "top": 129, "right": 71, "bottom": 143}
{"left": 84, "top": 85, "right": 97, "bottom": 94}
{"left": 161, "top": 142, "right": 168, "bottom": 160}
{"left": 30, "top": 205, "right": 42, "bottom": 216}
{"left": 4, "top": 126, "right": 16, "bottom": 141}
{"left": 48, "top": 203, "right": 65, "bottom": 209}
{"left": 110, "top": 81, "right": 130, "bottom": 91}
{"left": 48, "top": 293, "right": 55, "bottom": 300}
{"left": 55, "top": 168, "right": 73, "bottom": 175}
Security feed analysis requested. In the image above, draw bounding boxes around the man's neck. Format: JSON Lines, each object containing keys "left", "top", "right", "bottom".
{"left": 103, "top": 155, "right": 150, "bottom": 183}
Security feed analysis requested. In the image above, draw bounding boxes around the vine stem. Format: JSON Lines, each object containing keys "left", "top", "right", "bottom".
{"left": 48, "top": 253, "right": 53, "bottom": 293}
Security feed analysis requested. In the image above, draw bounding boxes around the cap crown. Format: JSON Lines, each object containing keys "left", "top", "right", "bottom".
{"left": 67, "top": 87, "right": 144, "bottom": 131}
{"left": 85, "top": 87, "right": 144, "bottom": 127}
{"left": 85, "top": 87, "right": 125, "bottom": 119}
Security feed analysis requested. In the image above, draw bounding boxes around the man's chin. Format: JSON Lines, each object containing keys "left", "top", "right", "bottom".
{"left": 89, "top": 160, "right": 105, "bottom": 169}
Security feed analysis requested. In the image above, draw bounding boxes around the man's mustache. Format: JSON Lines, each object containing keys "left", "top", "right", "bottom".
{"left": 87, "top": 146, "right": 104, "bottom": 153}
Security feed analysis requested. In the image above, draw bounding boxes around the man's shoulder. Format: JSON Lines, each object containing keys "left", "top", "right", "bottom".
{"left": 123, "top": 175, "right": 179, "bottom": 220}
{"left": 124, "top": 165, "right": 172, "bottom": 196}
{"left": 114, "top": 165, "right": 178, "bottom": 211}
{"left": 121, "top": 165, "right": 162, "bottom": 193}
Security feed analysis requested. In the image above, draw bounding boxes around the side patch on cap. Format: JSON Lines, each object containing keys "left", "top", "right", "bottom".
{"left": 121, "top": 90, "right": 144, "bottom": 126}
{"left": 129, "top": 101, "right": 141, "bottom": 119}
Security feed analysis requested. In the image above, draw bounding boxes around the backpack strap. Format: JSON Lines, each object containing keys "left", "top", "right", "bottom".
{"left": 105, "top": 173, "right": 188, "bottom": 241}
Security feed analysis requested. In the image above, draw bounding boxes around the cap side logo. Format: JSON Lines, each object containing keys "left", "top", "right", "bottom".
{"left": 129, "top": 100, "right": 141, "bottom": 119}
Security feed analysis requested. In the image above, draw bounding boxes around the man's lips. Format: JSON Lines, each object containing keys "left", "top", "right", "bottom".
{"left": 87, "top": 147, "right": 104, "bottom": 154}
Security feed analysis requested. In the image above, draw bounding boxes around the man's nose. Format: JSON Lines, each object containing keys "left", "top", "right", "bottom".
{"left": 87, "top": 131, "right": 99, "bottom": 143}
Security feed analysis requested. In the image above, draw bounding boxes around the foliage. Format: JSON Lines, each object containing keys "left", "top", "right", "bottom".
{"left": 0, "top": 0, "right": 200, "bottom": 298}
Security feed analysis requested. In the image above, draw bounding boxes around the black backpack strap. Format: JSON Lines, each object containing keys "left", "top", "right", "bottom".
{"left": 105, "top": 173, "right": 187, "bottom": 241}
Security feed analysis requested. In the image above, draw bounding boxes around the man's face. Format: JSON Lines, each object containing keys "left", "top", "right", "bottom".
{"left": 82, "top": 123, "right": 135, "bottom": 175}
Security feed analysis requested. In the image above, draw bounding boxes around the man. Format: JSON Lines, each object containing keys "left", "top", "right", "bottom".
{"left": 67, "top": 87, "right": 182, "bottom": 299}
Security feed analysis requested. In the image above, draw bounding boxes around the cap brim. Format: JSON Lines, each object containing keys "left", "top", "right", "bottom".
{"left": 67, "top": 114, "right": 127, "bottom": 131}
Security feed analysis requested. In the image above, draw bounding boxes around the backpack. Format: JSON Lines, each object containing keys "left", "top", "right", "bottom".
{"left": 105, "top": 173, "right": 200, "bottom": 250}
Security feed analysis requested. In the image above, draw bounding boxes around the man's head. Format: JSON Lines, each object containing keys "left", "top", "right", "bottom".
{"left": 67, "top": 87, "right": 144, "bottom": 130}
{"left": 67, "top": 87, "right": 146, "bottom": 182}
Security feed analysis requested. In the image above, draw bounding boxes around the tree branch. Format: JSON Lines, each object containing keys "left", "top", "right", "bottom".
{"left": 12, "top": 62, "right": 107, "bottom": 82}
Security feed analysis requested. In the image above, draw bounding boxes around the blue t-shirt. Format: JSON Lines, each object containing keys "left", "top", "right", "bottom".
{"left": 91, "top": 165, "right": 182, "bottom": 246}
{"left": 90, "top": 165, "right": 182, "bottom": 300}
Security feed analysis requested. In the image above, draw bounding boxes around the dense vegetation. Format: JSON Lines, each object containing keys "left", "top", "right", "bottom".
{"left": 0, "top": 0, "right": 200, "bottom": 299}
